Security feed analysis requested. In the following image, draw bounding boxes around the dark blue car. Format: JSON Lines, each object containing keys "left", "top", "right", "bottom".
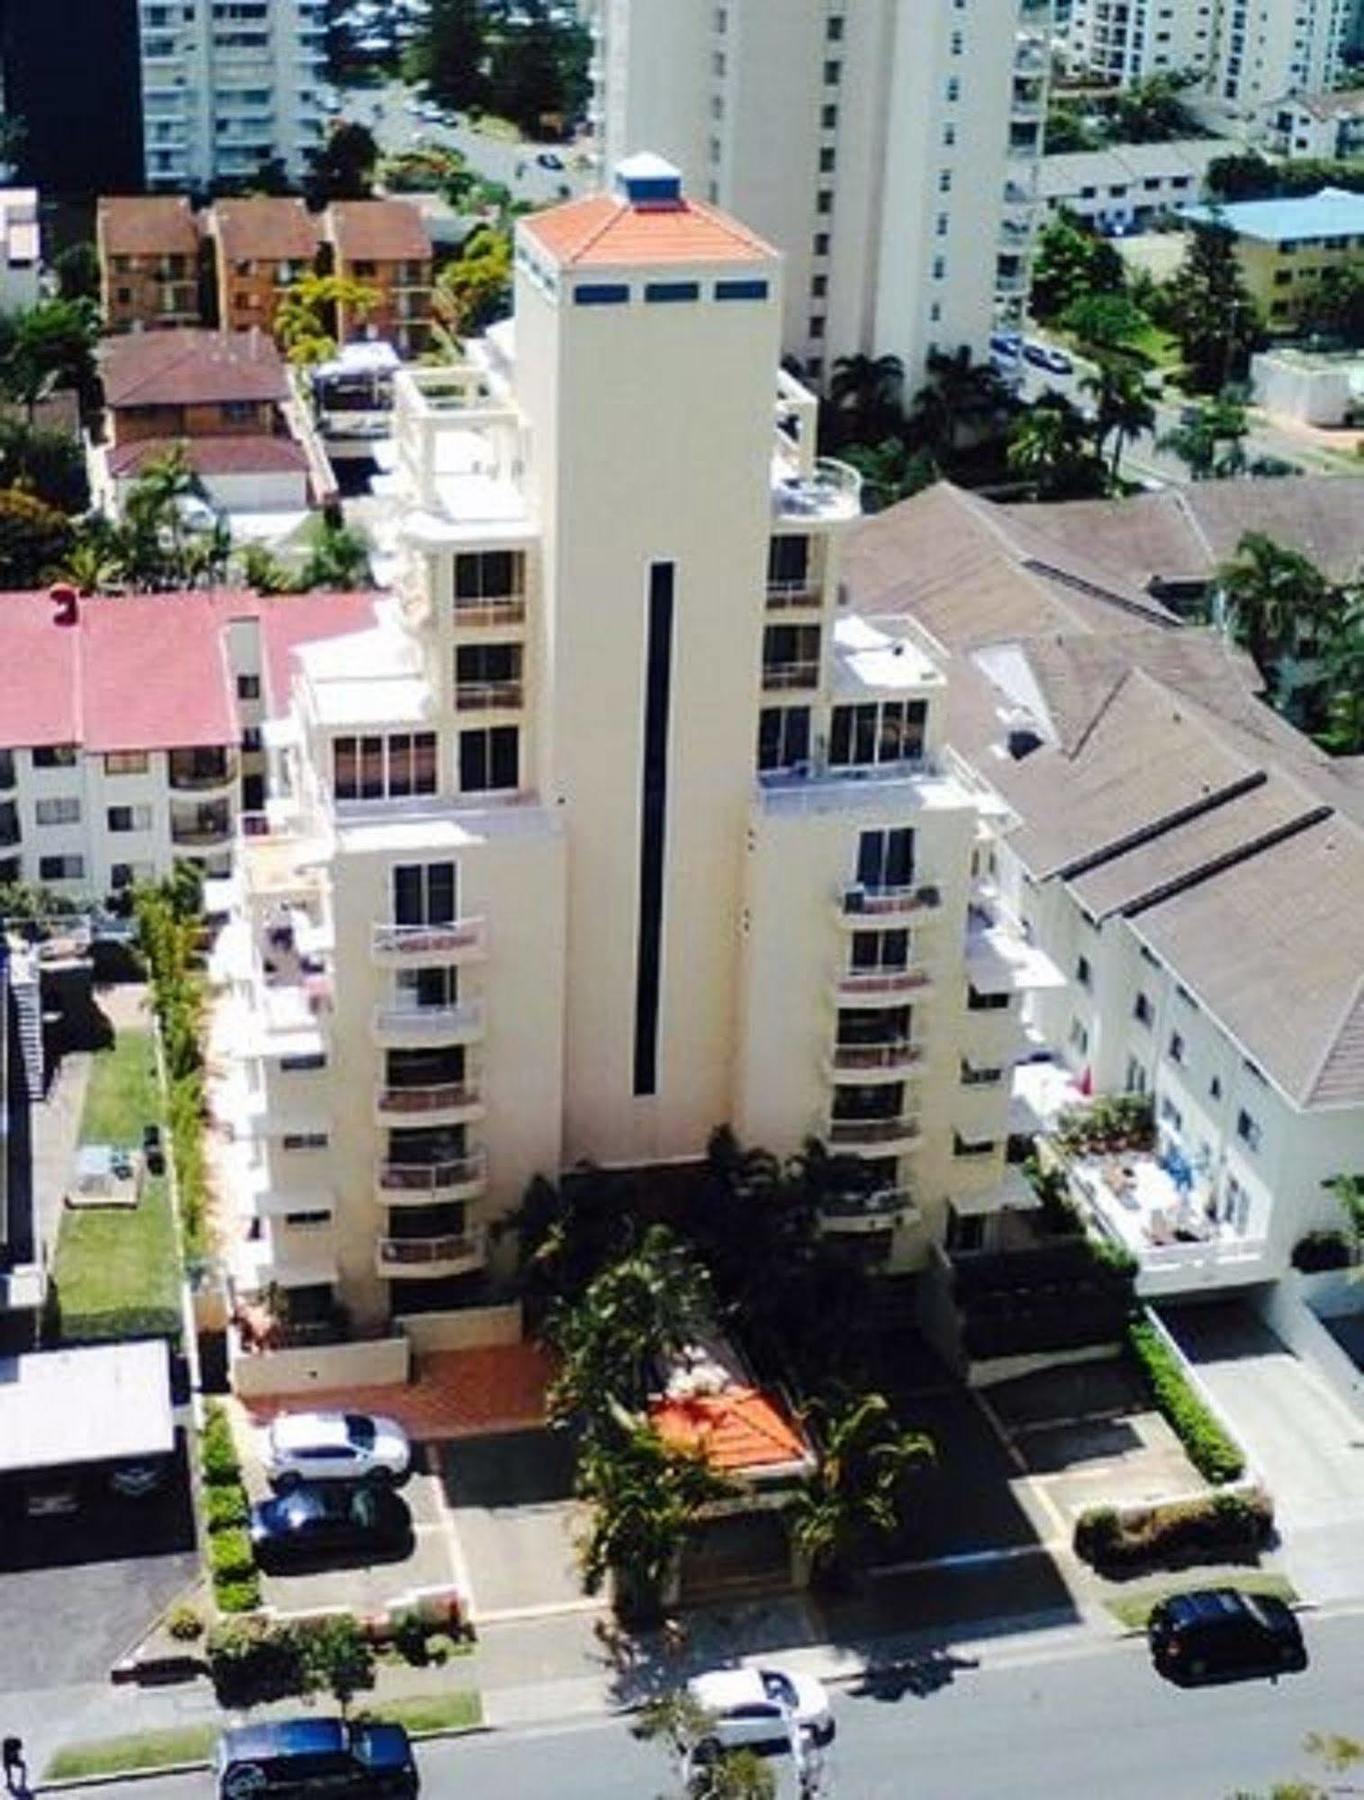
{"left": 216, "top": 1717, "right": 419, "bottom": 1800}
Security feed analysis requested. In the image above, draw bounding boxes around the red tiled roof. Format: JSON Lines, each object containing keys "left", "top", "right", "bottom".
{"left": 101, "top": 329, "right": 288, "bottom": 409}
{"left": 651, "top": 1386, "right": 810, "bottom": 1474}
{"left": 325, "top": 199, "right": 432, "bottom": 263}
{"left": 0, "top": 589, "right": 378, "bottom": 754}
{"left": 524, "top": 193, "right": 773, "bottom": 268}
{"left": 211, "top": 197, "right": 320, "bottom": 263}
{"left": 106, "top": 436, "right": 310, "bottom": 480}
{"left": 98, "top": 195, "right": 199, "bottom": 258}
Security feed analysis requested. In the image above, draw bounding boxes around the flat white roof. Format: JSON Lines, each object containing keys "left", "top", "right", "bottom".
{"left": 0, "top": 1341, "right": 174, "bottom": 1473}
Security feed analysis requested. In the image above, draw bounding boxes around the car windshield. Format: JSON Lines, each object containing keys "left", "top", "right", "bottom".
{"left": 349, "top": 1488, "right": 380, "bottom": 1527}
{"left": 761, "top": 1672, "right": 798, "bottom": 1709}
{"left": 344, "top": 1414, "right": 377, "bottom": 1447}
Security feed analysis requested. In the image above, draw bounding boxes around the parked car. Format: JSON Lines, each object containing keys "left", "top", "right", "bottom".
{"left": 989, "top": 331, "right": 1022, "bottom": 361}
{"left": 262, "top": 1411, "right": 411, "bottom": 1488}
{"left": 1023, "top": 340, "right": 1073, "bottom": 375}
{"left": 216, "top": 1717, "right": 419, "bottom": 1800}
{"left": 1148, "top": 1588, "right": 1306, "bottom": 1686}
{"left": 686, "top": 1668, "right": 835, "bottom": 1752}
{"left": 536, "top": 150, "right": 565, "bottom": 170}
{"left": 249, "top": 1482, "right": 413, "bottom": 1572}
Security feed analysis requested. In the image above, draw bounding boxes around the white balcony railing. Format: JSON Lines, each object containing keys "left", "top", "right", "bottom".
{"left": 371, "top": 919, "right": 485, "bottom": 958}
{"left": 761, "top": 662, "right": 821, "bottom": 692}
{"left": 827, "top": 1040, "right": 924, "bottom": 1073}
{"left": 821, "top": 1187, "right": 916, "bottom": 1223}
{"left": 455, "top": 680, "right": 524, "bottom": 711}
{"left": 375, "top": 1081, "right": 480, "bottom": 1116}
{"left": 765, "top": 580, "right": 823, "bottom": 611}
{"left": 453, "top": 597, "right": 526, "bottom": 629}
{"left": 372, "top": 1001, "right": 484, "bottom": 1039}
{"left": 837, "top": 881, "right": 942, "bottom": 918}
{"left": 375, "top": 1150, "right": 487, "bottom": 1195}
{"left": 836, "top": 966, "right": 933, "bottom": 998}
{"left": 376, "top": 1226, "right": 487, "bottom": 1273}
{"left": 826, "top": 1115, "right": 921, "bottom": 1148}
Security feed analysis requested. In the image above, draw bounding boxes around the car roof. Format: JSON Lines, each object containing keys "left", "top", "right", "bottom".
{"left": 220, "top": 1718, "right": 347, "bottom": 1760}
{"left": 689, "top": 1669, "right": 768, "bottom": 1709}
{"left": 1159, "top": 1588, "right": 1287, "bottom": 1626}
{"left": 268, "top": 1411, "right": 352, "bottom": 1448}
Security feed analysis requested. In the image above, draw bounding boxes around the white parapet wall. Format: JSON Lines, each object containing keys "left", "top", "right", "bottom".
{"left": 396, "top": 1302, "right": 524, "bottom": 1355}
{"left": 230, "top": 1331, "right": 412, "bottom": 1398}
{"left": 1259, "top": 1270, "right": 1364, "bottom": 1422}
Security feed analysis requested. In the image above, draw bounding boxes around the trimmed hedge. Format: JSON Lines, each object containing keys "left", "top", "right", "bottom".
{"left": 1127, "top": 1320, "right": 1244, "bottom": 1484}
{"left": 215, "top": 1574, "right": 263, "bottom": 1615}
{"left": 1075, "top": 1489, "right": 1273, "bottom": 1574}
{"left": 201, "top": 1403, "right": 241, "bottom": 1486}
{"left": 198, "top": 1401, "right": 262, "bottom": 1613}
{"left": 208, "top": 1528, "right": 255, "bottom": 1585}
{"left": 205, "top": 1483, "right": 249, "bottom": 1532}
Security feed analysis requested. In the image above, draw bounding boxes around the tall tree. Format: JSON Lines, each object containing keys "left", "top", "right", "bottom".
{"left": 789, "top": 1389, "right": 934, "bottom": 1585}
{"left": 0, "top": 485, "right": 72, "bottom": 586}
{"left": 274, "top": 273, "right": 379, "bottom": 367}
{"left": 1006, "top": 394, "right": 1101, "bottom": 497}
{"left": 1217, "top": 531, "right": 1337, "bottom": 679}
{"left": 907, "top": 347, "right": 1009, "bottom": 460}
{"left": 405, "top": 0, "right": 489, "bottom": 112}
{"left": 432, "top": 226, "right": 513, "bottom": 343}
{"left": 1294, "top": 262, "right": 1364, "bottom": 348}
{"left": 305, "top": 121, "right": 378, "bottom": 204}
{"left": 0, "top": 298, "right": 101, "bottom": 420}
{"left": 1164, "top": 219, "right": 1261, "bottom": 392}
{"left": 1081, "top": 361, "right": 1156, "bottom": 484}
{"left": 1030, "top": 210, "right": 1126, "bottom": 322}
{"left": 1157, "top": 392, "right": 1250, "bottom": 482}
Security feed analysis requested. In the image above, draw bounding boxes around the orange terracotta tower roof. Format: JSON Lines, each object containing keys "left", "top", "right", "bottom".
{"left": 523, "top": 153, "right": 774, "bottom": 268}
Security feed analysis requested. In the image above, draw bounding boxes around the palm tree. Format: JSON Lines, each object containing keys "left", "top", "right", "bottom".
{"left": 908, "top": 347, "right": 1010, "bottom": 460}
{"left": 839, "top": 437, "right": 937, "bottom": 512}
{"left": 1081, "top": 360, "right": 1156, "bottom": 486}
{"left": 58, "top": 532, "right": 126, "bottom": 596}
{"left": 828, "top": 351, "right": 905, "bottom": 440}
{"left": 634, "top": 1695, "right": 778, "bottom": 1799}
{"left": 121, "top": 443, "right": 199, "bottom": 588}
{"left": 575, "top": 1418, "right": 733, "bottom": 1625}
{"left": 1157, "top": 392, "right": 1249, "bottom": 482}
{"left": 236, "top": 540, "right": 294, "bottom": 595}
{"left": 1006, "top": 396, "right": 1097, "bottom": 497}
{"left": 298, "top": 516, "right": 371, "bottom": 590}
{"left": 1217, "top": 531, "right": 1337, "bottom": 681}
{"left": 789, "top": 1389, "right": 934, "bottom": 1585}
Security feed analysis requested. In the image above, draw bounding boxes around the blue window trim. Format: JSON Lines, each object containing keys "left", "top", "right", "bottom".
{"left": 574, "top": 283, "right": 631, "bottom": 306}
{"left": 644, "top": 280, "right": 700, "bottom": 303}
{"left": 715, "top": 278, "right": 770, "bottom": 301}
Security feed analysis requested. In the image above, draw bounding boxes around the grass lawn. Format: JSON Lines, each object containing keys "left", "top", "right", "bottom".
{"left": 51, "top": 1029, "right": 182, "bottom": 1339}
{"left": 44, "top": 1725, "right": 218, "bottom": 1781}
{"left": 1104, "top": 1572, "right": 1298, "bottom": 1632}
{"left": 359, "top": 1691, "right": 484, "bottom": 1734}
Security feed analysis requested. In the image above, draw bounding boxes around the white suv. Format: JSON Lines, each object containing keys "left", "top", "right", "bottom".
{"left": 686, "top": 1667, "right": 834, "bottom": 1753}
{"left": 262, "top": 1411, "right": 412, "bottom": 1489}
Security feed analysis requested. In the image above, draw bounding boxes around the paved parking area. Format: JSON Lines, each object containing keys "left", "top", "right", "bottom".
{"left": 437, "top": 1428, "right": 589, "bottom": 1619}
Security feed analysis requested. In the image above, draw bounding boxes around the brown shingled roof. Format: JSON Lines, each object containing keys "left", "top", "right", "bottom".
{"left": 325, "top": 199, "right": 432, "bottom": 263}
{"left": 100, "top": 329, "right": 288, "bottom": 409}
{"left": 98, "top": 195, "right": 199, "bottom": 258}
{"left": 211, "top": 197, "right": 319, "bottom": 264}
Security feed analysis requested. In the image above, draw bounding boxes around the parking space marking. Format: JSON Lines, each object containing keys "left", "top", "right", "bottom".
{"left": 426, "top": 1442, "right": 479, "bottom": 1617}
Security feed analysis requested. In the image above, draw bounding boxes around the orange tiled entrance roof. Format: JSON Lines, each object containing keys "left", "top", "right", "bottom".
{"left": 651, "top": 1386, "right": 810, "bottom": 1474}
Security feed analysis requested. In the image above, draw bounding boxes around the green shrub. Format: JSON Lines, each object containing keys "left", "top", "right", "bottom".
{"left": 206, "top": 1618, "right": 301, "bottom": 1707}
{"left": 1075, "top": 1488, "right": 1273, "bottom": 1573}
{"left": 165, "top": 1602, "right": 204, "bottom": 1643}
{"left": 391, "top": 1610, "right": 430, "bottom": 1666}
{"left": 200, "top": 1404, "right": 241, "bottom": 1486}
{"left": 1291, "top": 1230, "right": 1352, "bottom": 1273}
{"left": 205, "top": 1483, "right": 248, "bottom": 1532}
{"left": 208, "top": 1528, "right": 255, "bottom": 1585}
{"left": 214, "top": 1574, "right": 262, "bottom": 1616}
{"left": 1127, "top": 1319, "right": 1244, "bottom": 1483}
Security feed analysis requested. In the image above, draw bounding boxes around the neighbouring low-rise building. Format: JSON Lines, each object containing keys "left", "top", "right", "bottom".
{"left": 97, "top": 196, "right": 201, "bottom": 336}
{"left": 1259, "top": 87, "right": 1364, "bottom": 159}
{"left": 0, "top": 588, "right": 374, "bottom": 898}
{"left": 206, "top": 198, "right": 322, "bottom": 338}
{"left": 321, "top": 201, "right": 434, "bottom": 360}
{"left": 1039, "top": 140, "right": 1227, "bottom": 235}
{"left": 1181, "top": 187, "right": 1364, "bottom": 329}
{"left": 0, "top": 188, "right": 40, "bottom": 312}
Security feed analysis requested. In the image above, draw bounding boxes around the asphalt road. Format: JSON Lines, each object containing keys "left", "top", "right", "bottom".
{"left": 76, "top": 1609, "right": 1364, "bottom": 1800}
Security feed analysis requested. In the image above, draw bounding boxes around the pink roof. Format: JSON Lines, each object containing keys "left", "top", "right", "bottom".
{"left": 524, "top": 193, "right": 773, "bottom": 269}
{"left": 0, "top": 589, "right": 378, "bottom": 754}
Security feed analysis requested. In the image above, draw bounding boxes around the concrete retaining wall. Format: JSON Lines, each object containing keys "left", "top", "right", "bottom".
{"left": 230, "top": 1331, "right": 411, "bottom": 1397}
{"left": 397, "top": 1301, "right": 523, "bottom": 1353}
{"left": 1259, "top": 1271, "right": 1364, "bottom": 1422}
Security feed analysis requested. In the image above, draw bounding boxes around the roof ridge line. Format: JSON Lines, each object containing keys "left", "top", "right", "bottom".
{"left": 1302, "top": 967, "right": 1364, "bottom": 1107}
{"left": 942, "top": 491, "right": 1104, "bottom": 636}
{"left": 1119, "top": 801, "right": 1335, "bottom": 922}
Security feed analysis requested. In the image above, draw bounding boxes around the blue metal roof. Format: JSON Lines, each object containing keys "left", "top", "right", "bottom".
{"left": 1181, "top": 187, "right": 1364, "bottom": 244}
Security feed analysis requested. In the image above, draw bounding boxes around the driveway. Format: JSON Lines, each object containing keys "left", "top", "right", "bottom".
{"left": 1160, "top": 1300, "right": 1364, "bottom": 1600}
{"left": 438, "top": 1429, "right": 589, "bottom": 1620}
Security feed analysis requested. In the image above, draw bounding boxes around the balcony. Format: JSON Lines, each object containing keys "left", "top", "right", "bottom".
{"left": 171, "top": 805, "right": 232, "bottom": 848}
{"left": 371, "top": 919, "right": 486, "bottom": 962}
{"left": 375, "top": 1081, "right": 483, "bottom": 1124}
{"left": 372, "top": 1001, "right": 484, "bottom": 1045}
{"left": 455, "top": 680, "right": 524, "bottom": 712}
{"left": 833, "top": 965, "right": 933, "bottom": 1003}
{"left": 168, "top": 750, "right": 237, "bottom": 793}
{"left": 761, "top": 661, "right": 820, "bottom": 693}
{"left": 375, "top": 1225, "right": 488, "bottom": 1280}
{"left": 453, "top": 597, "right": 526, "bottom": 630}
{"left": 825, "top": 1040, "right": 925, "bottom": 1081}
{"left": 835, "top": 881, "right": 942, "bottom": 922}
{"left": 772, "top": 456, "right": 862, "bottom": 523}
{"left": 825, "top": 1114, "right": 921, "bottom": 1152}
{"left": 374, "top": 1151, "right": 487, "bottom": 1204}
{"left": 765, "top": 580, "right": 823, "bottom": 613}
{"left": 821, "top": 1188, "right": 919, "bottom": 1233}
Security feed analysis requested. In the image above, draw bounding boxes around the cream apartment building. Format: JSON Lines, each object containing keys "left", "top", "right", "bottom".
{"left": 584, "top": 0, "right": 1051, "bottom": 390}
{"left": 140, "top": 0, "right": 328, "bottom": 190}
{"left": 212, "top": 158, "right": 1051, "bottom": 1357}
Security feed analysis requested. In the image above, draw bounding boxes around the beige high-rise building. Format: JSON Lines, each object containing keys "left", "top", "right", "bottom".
{"left": 584, "top": 0, "right": 1052, "bottom": 392}
{"left": 213, "top": 160, "right": 1049, "bottom": 1373}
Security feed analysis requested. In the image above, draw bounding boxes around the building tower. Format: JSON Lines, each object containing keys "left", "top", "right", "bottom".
{"left": 585, "top": 0, "right": 1052, "bottom": 392}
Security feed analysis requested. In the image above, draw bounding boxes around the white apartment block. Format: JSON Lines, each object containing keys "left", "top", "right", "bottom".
{"left": 210, "top": 158, "right": 1054, "bottom": 1359}
{"left": 0, "top": 188, "right": 39, "bottom": 313}
{"left": 0, "top": 590, "right": 372, "bottom": 903}
{"left": 1064, "top": 0, "right": 1350, "bottom": 111}
{"left": 140, "top": 0, "right": 328, "bottom": 191}
{"left": 584, "top": 0, "right": 1051, "bottom": 392}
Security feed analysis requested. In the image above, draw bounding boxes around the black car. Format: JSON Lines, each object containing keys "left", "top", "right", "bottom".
{"left": 143, "top": 1124, "right": 165, "bottom": 1176}
{"left": 216, "top": 1716, "right": 418, "bottom": 1800}
{"left": 1148, "top": 1588, "right": 1306, "bottom": 1686}
{"left": 249, "top": 1482, "right": 413, "bottom": 1572}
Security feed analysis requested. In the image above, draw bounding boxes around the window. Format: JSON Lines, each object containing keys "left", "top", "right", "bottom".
{"left": 823, "top": 59, "right": 841, "bottom": 83}
{"left": 946, "top": 77, "right": 960, "bottom": 101}
{"left": 756, "top": 705, "right": 811, "bottom": 773}
{"left": 35, "top": 797, "right": 80, "bottom": 826}
{"left": 1069, "top": 1017, "right": 1089, "bottom": 1053}
{"left": 455, "top": 642, "right": 522, "bottom": 703}
{"left": 574, "top": 283, "right": 630, "bottom": 306}
{"left": 107, "top": 804, "right": 152, "bottom": 833}
{"left": 815, "top": 189, "right": 833, "bottom": 214}
{"left": 819, "top": 147, "right": 836, "bottom": 173}
{"left": 645, "top": 280, "right": 700, "bottom": 303}
{"left": 395, "top": 965, "right": 459, "bottom": 1012}
{"left": 810, "top": 274, "right": 827, "bottom": 298}
{"left": 104, "top": 751, "right": 149, "bottom": 776}
{"left": 236, "top": 673, "right": 261, "bottom": 700}
{"left": 392, "top": 862, "right": 457, "bottom": 927}
{"left": 829, "top": 700, "right": 927, "bottom": 767}
{"left": 850, "top": 928, "right": 910, "bottom": 973}
{"left": 1209, "top": 1075, "right": 1222, "bottom": 1101}
{"left": 110, "top": 861, "right": 153, "bottom": 890}
{"left": 953, "top": 1131, "right": 997, "bottom": 1158}
{"left": 1168, "top": 1031, "right": 1185, "bottom": 1064}
{"left": 332, "top": 732, "right": 437, "bottom": 801}
{"left": 284, "top": 1209, "right": 332, "bottom": 1227}
{"left": 39, "top": 854, "right": 84, "bottom": 880}
{"left": 826, "top": 14, "right": 843, "bottom": 38}
{"left": 1134, "top": 992, "right": 1153, "bottom": 1026}
{"left": 943, "top": 123, "right": 956, "bottom": 147}
{"left": 280, "top": 1051, "right": 328, "bottom": 1072}
{"left": 968, "top": 984, "right": 1011, "bottom": 1012}
{"left": 1159, "top": 1095, "right": 1183, "bottom": 1132}
{"left": 454, "top": 549, "right": 521, "bottom": 603}
{"left": 715, "top": 279, "right": 769, "bottom": 301}
{"left": 459, "top": 726, "right": 519, "bottom": 793}
{"left": 855, "top": 826, "right": 915, "bottom": 893}
{"left": 241, "top": 727, "right": 263, "bottom": 752}
{"left": 960, "top": 1060, "right": 1003, "bottom": 1087}
{"left": 282, "top": 1131, "right": 328, "bottom": 1151}
{"left": 1076, "top": 955, "right": 1092, "bottom": 989}
{"left": 813, "top": 232, "right": 830, "bottom": 256}
{"left": 938, "top": 169, "right": 952, "bottom": 193}
{"left": 33, "top": 746, "right": 77, "bottom": 768}
{"left": 1235, "top": 1109, "right": 1261, "bottom": 1152}
{"left": 821, "top": 104, "right": 838, "bottom": 128}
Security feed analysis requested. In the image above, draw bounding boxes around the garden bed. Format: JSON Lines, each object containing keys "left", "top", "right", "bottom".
{"left": 1074, "top": 1487, "right": 1274, "bottom": 1578}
